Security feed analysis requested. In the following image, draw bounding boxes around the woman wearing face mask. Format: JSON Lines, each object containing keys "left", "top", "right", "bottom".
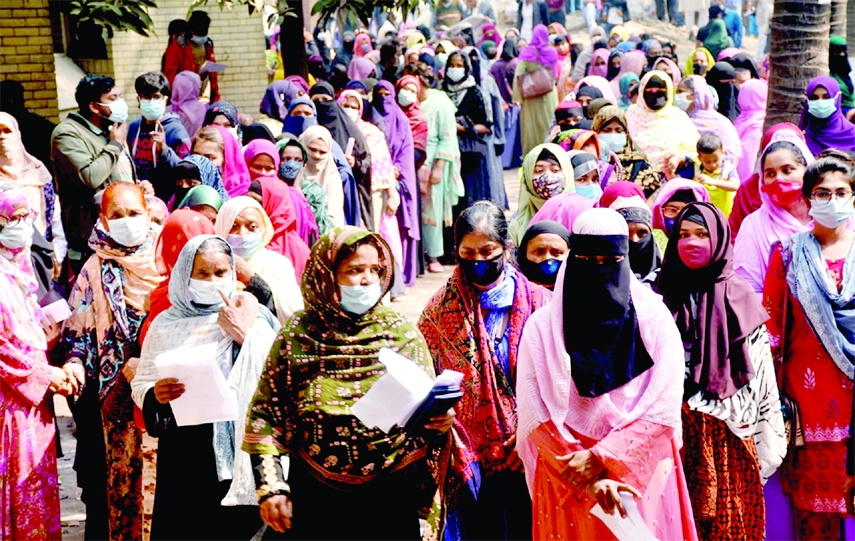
{"left": 613, "top": 200, "right": 662, "bottom": 287}
{"left": 215, "top": 196, "right": 303, "bottom": 325}
{"left": 512, "top": 143, "right": 574, "bottom": 244}
{"left": 517, "top": 220, "right": 570, "bottom": 289}
{"left": 244, "top": 227, "right": 457, "bottom": 539}
{"left": 568, "top": 150, "right": 602, "bottom": 200}
{"left": 592, "top": 106, "right": 660, "bottom": 197}
{"left": 685, "top": 47, "right": 715, "bottom": 76}
{"left": 800, "top": 76, "right": 855, "bottom": 156}
{"left": 395, "top": 75, "right": 429, "bottom": 170}
{"left": 420, "top": 202, "right": 550, "bottom": 540}
{"left": 676, "top": 76, "right": 743, "bottom": 168}
{"left": 243, "top": 139, "right": 311, "bottom": 278}
{"left": 734, "top": 137, "right": 815, "bottom": 296}
{"left": 61, "top": 182, "right": 162, "bottom": 541}
{"left": 441, "top": 51, "right": 492, "bottom": 209}
{"left": 763, "top": 155, "right": 855, "bottom": 541}
{"left": 513, "top": 25, "right": 559, "bottom": 157}
{"left": 258, "top": 80, "right": 302, "bottom": 139}
{"left": 191, "top": 125, "right": 252, "bottom": 197}
{"left": 298, "top": 125, "right": 346, "bottom": 229}
{"left": 651, "top": 179, "right": 710, "bottom": 238}
{"left": 170, "top": 153, "right": 230, "bottom": 211}
{"left": 131, "top": 235, "right": 279, "bottom": 540}
{"left": 0, "top": 182, "right": 67, "bottom": 541}
{"left": 705, "top": 62, "right": 738, "bottom": 121}
{"left": 657, "top": 202, "right": 785, "bottom": 541}
{"left": 626, "top": 71, "right": 700, "bottom": 175}
{"left": 0, "top": 112, "right": 67, "bottom": 270}
{"left": 276, "top": 135, "right": 322, "bottom": 244}
{"left": 337, "top": 90, "right": 401, "bottom": 230}
{"left": 309, "top": 82, "right": 374, "bottom": 230}
{"left": 608, "top": 50, "right": 646, "bottom": 101}
{"left": 515, "top": 208, "right": 697, "bottom": 541}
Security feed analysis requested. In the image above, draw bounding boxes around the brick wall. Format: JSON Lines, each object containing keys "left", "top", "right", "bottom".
{"left": 107, "top": 0, "right": 269, "bottom": 121}
{"left": 0, "top": 0, "right": 59, "bottom": 122}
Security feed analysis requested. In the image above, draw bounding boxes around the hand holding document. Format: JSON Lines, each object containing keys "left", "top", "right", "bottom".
{"left": 199, "top": 61, "right": 228, "bottom": 75}
{"left": 351, "top": 348, "right": 463, "bottom": 433}
{"left": 154, "top": 342, "right": 238, "bottom": 426}
{"left": 591, "top": 491, "right": 658, "bottom": 541}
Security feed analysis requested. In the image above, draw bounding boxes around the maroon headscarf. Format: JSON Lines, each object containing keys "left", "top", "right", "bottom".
{"left": 657, "top": 202, "right": 769, "bottom": 399}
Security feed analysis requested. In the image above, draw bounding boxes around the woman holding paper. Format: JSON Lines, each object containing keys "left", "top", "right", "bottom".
{"left": 130, "top": 234, "right": 279, "bottom": 540}
{"left": 243, "top": 227, "right": 458, "bottom": 540}
{"left": 0, "top": 182, "right": 66, "bottom": 540}
{"left": 60, "top": 182, "right": 161, "bottom": 541}
{"left": 515, "top": 208, "right": 699, "bottom": 541}
{"left": 419, "top": 201, "right": 551, "bottom": 540}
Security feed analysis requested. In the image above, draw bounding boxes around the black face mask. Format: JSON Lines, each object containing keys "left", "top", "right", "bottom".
{"left": 520, "top": 257, "right": 562, "bottom": 287}
{"left": 643, "top": 90, "right": 668, "bottom": 110}
{"left": 692, "top": 62, "right": 708, "bottom": 76}
{"left": 343, "top": 40, "right": 354, "bottom": 52}
{"left": 459, "top": 252, "right": 505, "bottom": 286}
{"left": 647, "top": 54, "right": 661, "bottom": 69}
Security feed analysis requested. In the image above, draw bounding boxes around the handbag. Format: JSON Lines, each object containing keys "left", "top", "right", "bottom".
{"left": 777, "top": 255, "right": 805, "bottom": 448}
{"left": 518, "top": 66, "right": 554, "bottom": 99}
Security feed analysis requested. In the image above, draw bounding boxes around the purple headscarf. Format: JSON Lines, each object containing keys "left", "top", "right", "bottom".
{"left": 259, "top": 80, "right": 301, "bottom": 122}
{"left": 685, "top": 75, "right": 743, "bottom": 167}
{"left": 801, "top": 76, "right": 855, "bottom": 155}
{"left": 375, "top": 80, "right": 420, "bottom": 286}
{"left": 285, "top": 75, "right": 311, "bottom": 95}
{"left": 733, "top": 79, "right": 768, "bottom": 182}
{"left": 347, "top": 57, "right": 377, "bottom": 82}
{"left": 171, "top": 71, "right": 206, "bottom": 136}
{"left": 518, "top": 25, "right": 558, "bottom": 71}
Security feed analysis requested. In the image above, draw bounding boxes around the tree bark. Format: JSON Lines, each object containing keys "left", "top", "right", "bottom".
{"left": 279, "top": 0, "right": 308, "bottom": 80}
{"left": 830, "top": 0, "right": 847, "bottom": 38}
{"left": 765, "top": 0, "right": 831, "bottom": 128}
{"left": 847, "top": 0, "right": 855, "bottom": 45}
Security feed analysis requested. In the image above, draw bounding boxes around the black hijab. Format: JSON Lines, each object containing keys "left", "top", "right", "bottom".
{"left": 729, "top": 53, "right": 759, "bottom": 80}
{"left": 563, "top": 225, "right": 654, "bottom": 397}
{"left": 616, "top": 206, "right": 661, "bottom": 285}
{"left": 706, "top": 62, "right": 738, "bottom": 121}
{"left": 517, "top": 221, "right": 571, "bottom": 288}
{"left": 241, "top": 123, "right": 275, "bottom": 146}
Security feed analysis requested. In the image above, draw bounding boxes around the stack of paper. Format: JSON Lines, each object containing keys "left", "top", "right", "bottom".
{"left": 591, "top": 492, "right": 659, "bottom": 541}
{"left": 154, "top": 342, "right": 238, "bottom": 426}
{"left": 351, "top": 348, "right": 463, "bottom": 433}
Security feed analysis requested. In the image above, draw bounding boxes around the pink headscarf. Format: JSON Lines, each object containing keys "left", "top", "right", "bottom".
{"left": 652, "top": 57, "right": 682, "bottom": 87}
{"left": 609, "top": 51, "right": 646, "bottom": 98}
{"left": 347, "top": 56, "right": 377, "bottom": 82}
{"left": 353, "top": 33, "right": 373, "bottom": 58}
{"left": 518, "top": 25, "right": 558, "bottom": 71}
{"left": 574, "top": 75, "right": 617, "bottom": 104}
{"left": 589, "top": 49, "right": 610, "bottom": 78}
{"left": 651, "top": 179, "right": 710, "bottom": 232}
{"left": 733, "top": 79, "right": 768, "bottom": 182}
{"left": 171, "top": 71, "right": 206, "bottom": 136}
{"left": 685, "top": 75, "right": 742, "bottom": 167}
{"left": 599, "top": 180, "right": 647, "bottom": 209}
{"left": 529, "top": 193, "right": 596, "bottom": 233}
{"left": 717, "top": 47, "right": 740, "bottom": 61}
{"left": 733, "top": 132, "right": 816, "bottom": 295}
{"left": 210, "top": 124, "right": 252, "bottom": 198}
{"left": 243, "top": 139, "right": 279, "bottom": 178}
{"left": 285, "top": 75, "right": 310, "bottom": 95}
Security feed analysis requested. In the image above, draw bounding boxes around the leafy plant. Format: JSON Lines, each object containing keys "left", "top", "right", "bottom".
{"left": 69, "top": 0, "right": 157, "bottom": 38}
{"left": 311, "top": 0, "right": 430, "bottom": 27}
{"left": 192, "top": 0, "right": 296, "bottom": 26}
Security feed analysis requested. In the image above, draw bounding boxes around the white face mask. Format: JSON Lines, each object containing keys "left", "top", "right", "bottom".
{"left": 0, "top": 220, "right": 33, "bottom": 249}
{"left": 809, "top": 197, "right": 855, "bottom": 228}
{"left": 343, "top": 107, "right": 360, "bottom": 122}
{"left": 598, "top": 133, "right": 627, "bottom": 154}
{"left": 445, "top": 67, "right": 466, "bottom": 83}
{"left": 339, "top": 281, "right": 382, "bottom": 315}
{"left": 673, "top": 93, "right": 691, "bottom": 111}
{"left": 99, "top": 98, "right": 129, "bottom": 124}
{"left": 107, "top": 216, "right": 150, "bottom": 247}
{"left": 188, "top": 277, "right": 235, "bottom": 306}
{"left": 397, "top": 89, "right": 417, "bottom": 107}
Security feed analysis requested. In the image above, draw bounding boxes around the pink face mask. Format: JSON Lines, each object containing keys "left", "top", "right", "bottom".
{"left": 677, "top": 237, "right": 712, "bottom": 270}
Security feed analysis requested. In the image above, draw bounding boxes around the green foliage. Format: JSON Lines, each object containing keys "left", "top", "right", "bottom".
{"left": 69, "top": 0, "right": 157, "bottom": 38}
{"left": 311, "top": 0, "right": 430, "bottom": 26}
{"left": 192, "top": 0, "right": 296, "bottom": 27}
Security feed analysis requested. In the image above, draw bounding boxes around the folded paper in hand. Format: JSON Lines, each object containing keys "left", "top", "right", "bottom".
{"left": 591, "top": 492, "right": 658, "bottom": 541}
{"left": 154, "top": 342, "right": 238, "bottom": 427}
{"left": 199, "top": 61, "right": 227, "bottom": 74}
{"left": 351, "top": 348, "right": 463, "bottom": 433}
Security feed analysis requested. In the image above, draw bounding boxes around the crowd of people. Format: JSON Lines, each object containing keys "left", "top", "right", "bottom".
{"left": 1, "top": 2, "right": 855, "bottom": 541}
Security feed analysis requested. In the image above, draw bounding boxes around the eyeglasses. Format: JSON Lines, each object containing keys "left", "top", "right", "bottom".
{"left": 0, "top": 211, "right": 37, "bottom": 228}
{"left": 810, "top": 190, "right": 853, "bottom": 202}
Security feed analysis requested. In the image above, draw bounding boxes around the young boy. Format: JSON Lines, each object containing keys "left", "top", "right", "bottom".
{"left": 695, "top": 133, "right": 740, "bottom": 216}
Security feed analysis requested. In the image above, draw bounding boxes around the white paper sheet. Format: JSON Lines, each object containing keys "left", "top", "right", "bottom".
{"left": 199, "top": 61, "right": 228, "bottom": 74}
{"left": 154, "top": 342, "right": 238, "bottom": 427}
{"left": 350, "top": 348, "right": 462, "bottom": 433}
{"left": 590, "top": 492, "right": 658, "bottom": 541}
{"left": 42, "top": 298, "right": 72, "bottom": 323}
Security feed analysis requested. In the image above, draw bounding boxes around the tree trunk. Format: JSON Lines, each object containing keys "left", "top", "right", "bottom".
{"left": 830, "top": 0, "right": 847, "bottom": 38}
{"left": 765, "top": 0, "right": 831, "bottom": 128}
{"left": 847, "top": 0, "right": 855, "bottom": 45}
{"left": 279, "top": 0, "right": 308, "bottom": 80}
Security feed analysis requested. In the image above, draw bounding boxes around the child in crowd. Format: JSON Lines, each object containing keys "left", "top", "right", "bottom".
{"left": 694, "top": 133, "right": 739, "bottom": 216}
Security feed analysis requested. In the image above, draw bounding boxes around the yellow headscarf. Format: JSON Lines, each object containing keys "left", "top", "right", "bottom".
{"left": 512, "top": 143, "right": 575, "bottom": 244}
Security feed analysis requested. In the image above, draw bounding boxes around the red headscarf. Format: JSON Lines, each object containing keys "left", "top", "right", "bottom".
{"left": 599, "top": 181, "right": 646, "bottom": 209}
{"left": 141, "top": 209, "right": 215, "bottom": 344}
{"left": 395, "top": 75, "right": 428, "bottom": 155}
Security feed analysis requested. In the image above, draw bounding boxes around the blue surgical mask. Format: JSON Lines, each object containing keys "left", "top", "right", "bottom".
{"left": 188, "top": 277, "right": 235, "bottom": 306}
{"left": 278, "top": 159, "right": 303, "bottom": 181}
{"left": 361, "top": 42, "right": 371, "bottom": 53}
{"left": 808, "top": 97, "right": 837, "bottom": 119}
{"left": 809, "top": 198, "right": 855, "bottom": 228}
{"left": 599, "top": 133, "right": 627, "bottom": 154}
{"left": 0, "top": 220, "right": 33, "bottom": 249}
{"left": 673, "top": 92, "right": 691, "bottom": 111}
{"left": 539, "top": 258, "right": 562, "bottom": 277}
{"left": 339, "top": 281, "right": 383, "bottom": 315}
{"left": 436, "top": 53, "right": 449, "bottom": 70}
{"left": 575, "top": 183, "right": 603, "bottom": 200}
{"left": 664, "top": 216, "right": 676, "bottom": 235}
{"left": 227, "top": 232, "right": 264, "bottom": 259}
